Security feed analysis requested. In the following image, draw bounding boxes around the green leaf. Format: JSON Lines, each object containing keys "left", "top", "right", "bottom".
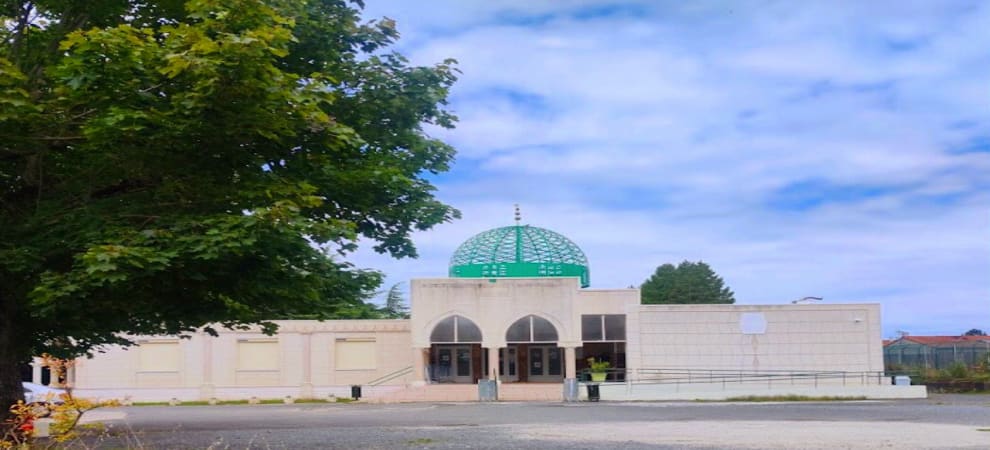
{"left": 0, "top": 0, "right": 459, "bottom": 408}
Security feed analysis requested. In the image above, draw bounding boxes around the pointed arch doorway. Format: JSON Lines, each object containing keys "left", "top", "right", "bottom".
{"left": 429, "top": 315, "right": 483, "bottom": 383}
{"left": 505, "top": 315, "right": 562, "bottom": 383}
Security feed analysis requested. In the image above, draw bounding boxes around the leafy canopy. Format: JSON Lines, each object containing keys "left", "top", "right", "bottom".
{"left": 0, "top": 0, "right": 459, "bottom": 364}
{"left": 640, "top": 261, "right": 736, "bottom": 304}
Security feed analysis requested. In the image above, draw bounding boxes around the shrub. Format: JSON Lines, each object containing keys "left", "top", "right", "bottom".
{"left": 945, "top": 362, "right": 969, "bottom": 379}
{"left": 3, "top": 355, "right": 120, "bottom": 448}
{"left": 586, "top": 358, "right": 610, "bottom": 373}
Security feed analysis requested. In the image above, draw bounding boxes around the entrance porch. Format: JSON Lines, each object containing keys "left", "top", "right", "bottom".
{"left": 427, "top": 343, "right": 568, "bottom": 384}
{"left": 419, "top": 313, "right": 627, "bottom": 390}
{"left": 426, "top": 342, "right": 627, "bottom": 385}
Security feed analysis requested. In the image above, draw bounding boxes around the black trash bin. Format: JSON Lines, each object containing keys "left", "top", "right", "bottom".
{"left": 351, "top": 385, "right": 362, "bottom": 400}
{"left": 586, "top": 383, "right": 600, "bottom": 402}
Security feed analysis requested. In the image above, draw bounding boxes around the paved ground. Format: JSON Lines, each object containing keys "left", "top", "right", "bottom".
{"left": 65, "top": 394, "right": 990, "bottom": 449}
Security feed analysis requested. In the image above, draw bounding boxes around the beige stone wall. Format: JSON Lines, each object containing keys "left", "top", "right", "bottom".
{"left": 410, "top": 277, "right": 638, "bottom": 348}
{"left": 409, "top": 277, "right": 882, "bottom": 378}
{"left": 70, "top": 276, "right": 884, "bottom": 401}
{"left": 635, "top": 304, "right": 883, "bottom": 373}
{"left": 73, "top": 320, "right": 414, "bottom": 400}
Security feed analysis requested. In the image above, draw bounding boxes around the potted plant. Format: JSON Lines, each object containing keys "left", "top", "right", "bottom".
{"left": 587, "top": 357, "right": 610, "bottom": 382}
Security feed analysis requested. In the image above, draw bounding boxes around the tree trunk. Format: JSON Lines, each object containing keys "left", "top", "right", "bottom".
{"left": 0, "top": 290, "right": 26, "bottom": 426}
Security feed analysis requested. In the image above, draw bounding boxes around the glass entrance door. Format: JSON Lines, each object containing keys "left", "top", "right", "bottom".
{"left": 499, "top": 347, "right": 518, "bottom": 382}
{"left": 528, "top": 345, "right": 563, "bottom": 382}
{"left": 433, "top": 345, "right": 473, "bottom": 383}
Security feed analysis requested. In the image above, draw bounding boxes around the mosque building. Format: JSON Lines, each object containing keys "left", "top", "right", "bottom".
{"left": 50, "top": 215, "right": 922, "bottom": 402}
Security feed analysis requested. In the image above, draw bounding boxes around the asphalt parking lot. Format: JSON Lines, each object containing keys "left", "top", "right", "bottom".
{"left": 70, "top": 394, "right": 990, "bottom": 449}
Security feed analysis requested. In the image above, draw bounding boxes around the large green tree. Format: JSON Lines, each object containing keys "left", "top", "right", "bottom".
{"left": 0, "top": 0, "right": 459, "bottom": 414}
{"left": 640, "top": 261, "right": 736, "bottom": 304}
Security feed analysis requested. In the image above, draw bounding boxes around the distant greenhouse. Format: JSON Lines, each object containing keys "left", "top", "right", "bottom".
{"left": 883, "top": 335, "right": 990, "bottom": 370}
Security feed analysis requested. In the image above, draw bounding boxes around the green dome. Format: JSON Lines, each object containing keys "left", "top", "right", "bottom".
{"left": 449, "top": 225, "right": 590, "bottom": 287}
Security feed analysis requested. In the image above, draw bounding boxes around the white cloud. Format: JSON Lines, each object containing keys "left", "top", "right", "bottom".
{"left": 352, "top": 1, "right": 990, "bottom": 336}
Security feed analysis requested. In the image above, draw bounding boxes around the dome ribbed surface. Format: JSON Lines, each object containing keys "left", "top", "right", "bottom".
{"left": 448, "top": 225, "right": 590, "bottom": 287}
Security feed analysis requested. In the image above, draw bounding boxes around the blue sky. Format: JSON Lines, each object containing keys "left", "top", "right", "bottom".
{"left": 351, "top": 0, "right": 990, "bottom": 337}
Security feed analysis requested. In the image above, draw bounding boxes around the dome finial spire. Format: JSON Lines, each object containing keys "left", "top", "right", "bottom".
{"left": 514, "top": 204, "right": 521, "bottom": 224}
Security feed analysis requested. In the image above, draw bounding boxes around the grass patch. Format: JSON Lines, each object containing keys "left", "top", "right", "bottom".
{"left": 293, "top": 398, "right": 329, "bottom": 404}
{"left": 407, "top": 438, "right": 436, "bottom": 445}
{"left": 720, "top": 395, "right": 868, "bottom": 402}
{"left": 129, "top": 398, "right": 345, "bottom": 406}
{"left": 977, "top": 428, "right": 990, "bottom": 432}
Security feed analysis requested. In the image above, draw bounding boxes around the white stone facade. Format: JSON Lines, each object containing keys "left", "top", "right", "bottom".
{"left": 636, "top": 304, "right": 883, "bottom": 372}
{"left": 64, "top": 276, "right": 890, "bottom": 401}
{"left": 72, "top": 320, "right": 414, "bottom": 402}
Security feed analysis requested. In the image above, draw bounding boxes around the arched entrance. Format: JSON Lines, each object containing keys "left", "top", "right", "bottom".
{"left": 505, "top": 315, "right": 562, "bottom": 383}
{"left": 429, "top": 315, "right": 482, "bottom": 383}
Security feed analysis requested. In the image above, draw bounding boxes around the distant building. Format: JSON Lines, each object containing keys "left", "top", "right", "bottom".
{"left": 884, "top": 335, "right": 990, "bottom": 370}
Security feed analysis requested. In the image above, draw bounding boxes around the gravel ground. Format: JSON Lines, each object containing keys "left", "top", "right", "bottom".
{"left": 59, "top": 394, "right": 990, "bottom": 449}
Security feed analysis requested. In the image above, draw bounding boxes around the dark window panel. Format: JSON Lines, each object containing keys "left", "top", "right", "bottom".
{"left": 581, "top": 315, "right": 603, "bottom": 341}
{"left": 506, "top": 317, "right": 530, "bottom": 342}
{"left": 604, "top": 315, "right": 626, "bottom": 341}
{"left": 532, "top": 316, "right": 558, "bottom": 342}
{"left": 430, "top": 316, "right": 456, "bottom": 343}
{"left": 456, "top": 317, "right": 483, "bottom": 343}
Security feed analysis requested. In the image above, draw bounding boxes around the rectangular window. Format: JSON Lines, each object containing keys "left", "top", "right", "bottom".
{"left": 237, "top": 340, "right": 279, "bottom": 371}
{"left": 581, "top": 315, "right": 626, "bottom": 341}
{"left": 139, "top": 341, "right": 180, "bottom": 372}
{"left": 334, "top": 339, "right": 377, "bottom": 370}
{"left": 581, "top": 315, "right": 603, "bottom": 341}
{"left": 603, "top": 315, "right": 626, "bottom": 340}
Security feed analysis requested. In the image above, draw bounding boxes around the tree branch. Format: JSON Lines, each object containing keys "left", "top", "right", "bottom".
{"left": 9, "top": 2, "right": 34, "bottom": 69}
{"left": 26, "top": 11, "right": 90, "bottom": 84}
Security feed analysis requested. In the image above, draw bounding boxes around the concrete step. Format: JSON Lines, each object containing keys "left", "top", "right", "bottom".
{"left": 369, "top": 384, "right": 478, "bottom": 403}
{"left": 369, "top": 382, "right": 564, "bottom": 403}
{"left": 500, "top": 383, "right": 563, "bottom": 401}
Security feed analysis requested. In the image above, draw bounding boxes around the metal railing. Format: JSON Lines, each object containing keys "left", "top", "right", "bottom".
{"left": 579, "top": 368, "right": 889, "bottom": 387}
{"left": 577, "top": 368, "right": 628, "bottom": 383}
{"left": 365, "top": 366, "right": 413, "bottom": 386}
{"left": 634, "top": 368, "right": 887, "bottom": 387}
